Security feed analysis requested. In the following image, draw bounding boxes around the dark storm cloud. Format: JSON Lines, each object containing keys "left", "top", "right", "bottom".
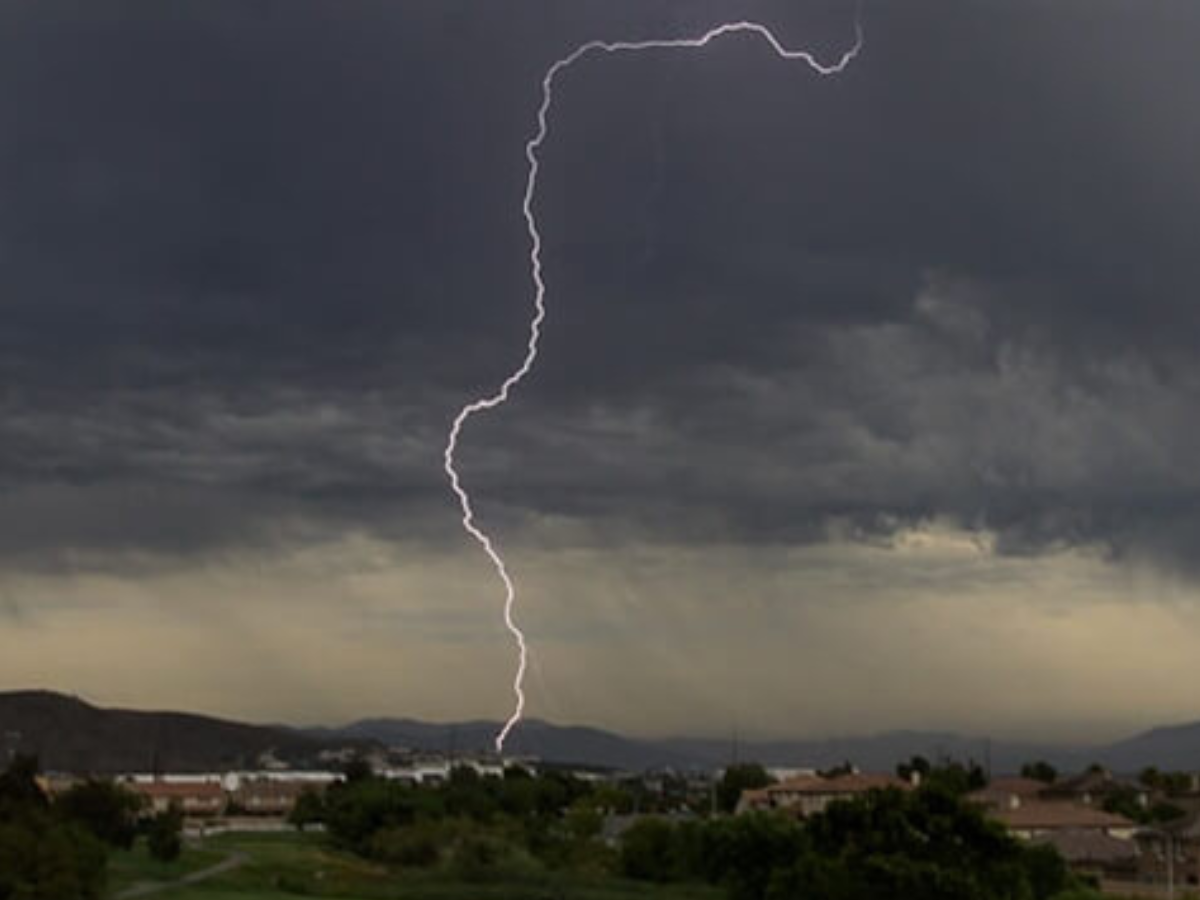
{"left": 0, "top": 0, "right": 1197, "bottom": 569}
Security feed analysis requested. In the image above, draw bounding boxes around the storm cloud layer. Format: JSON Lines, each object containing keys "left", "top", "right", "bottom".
{"left": 1, "top": 1, "right": 1199, "bottom": 735}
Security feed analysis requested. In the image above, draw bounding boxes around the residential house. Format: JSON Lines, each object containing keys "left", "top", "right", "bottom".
{"left": 231, "top": 778, "right": 312, "bottom": 816}
{"left": 972, "top": 791, "right": 1137, "bottom": 841}
{"left": 130, "top": 780, "right": 226, "bottom": 818}
{"left": 1040, "top": 768, "right": 1148, "bottom": 811}
{"left": 1135, "top": 810, "right": 1200, "bottom": 889}
{"left": 1032, "top": 830, "right": 1140, "bottom": 883}
{"left": 739, "top": 772, "right": 912, "bottom": 818}
{"left": 969, "top": 776, "right": 1048, "bottom": 808}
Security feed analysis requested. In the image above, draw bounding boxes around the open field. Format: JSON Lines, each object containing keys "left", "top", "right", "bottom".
{"left": 107, "top": 831, "right": 1179, "bottom": 900}
{"left": 107, "top": 840, "right": 228, "bottom": 896}
{"left": 107, "top": 831, "right": 722, "bottom": 900}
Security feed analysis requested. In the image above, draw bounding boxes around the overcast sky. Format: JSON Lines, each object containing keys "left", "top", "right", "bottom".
{"left": 1, "top": 0, "right": 1199, "bottom": 742}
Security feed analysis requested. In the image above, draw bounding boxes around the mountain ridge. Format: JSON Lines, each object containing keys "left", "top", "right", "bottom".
{"left": 0, "top": 689, "right": 369, "bottom": 773}
{"left": 3, "top": 689, "right": 1199, "bottom": 774}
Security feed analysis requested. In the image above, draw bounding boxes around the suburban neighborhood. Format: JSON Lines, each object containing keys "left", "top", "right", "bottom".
{"left": 21, "top": 744, "right": 1200, "bottom": 897}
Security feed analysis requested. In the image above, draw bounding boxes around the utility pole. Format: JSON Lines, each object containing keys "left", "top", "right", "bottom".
{"left": 1167, "top": 830, "right": 1175, "bottom": 900}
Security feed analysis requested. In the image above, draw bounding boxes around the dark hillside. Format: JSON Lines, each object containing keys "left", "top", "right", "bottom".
{"left": 0, "top": 690, "right": 362, "bottom": 773}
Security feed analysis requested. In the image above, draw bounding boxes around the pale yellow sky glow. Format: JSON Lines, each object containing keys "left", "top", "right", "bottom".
{"left": 3, "top": 523, "right": 1196, "bottom": 742}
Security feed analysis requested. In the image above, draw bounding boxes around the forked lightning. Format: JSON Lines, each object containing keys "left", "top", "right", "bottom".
{"left": 444, "top": 13, "right": 864, "bottom": 753}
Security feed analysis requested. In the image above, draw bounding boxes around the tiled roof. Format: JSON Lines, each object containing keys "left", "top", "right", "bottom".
{"left": 130, "top": 781, "right": 224, "bottom": 799}
{"left": 235, "top": 780, "right": 309, "bottom": 798}
{"left": 993, "top": 801, "right": 1133, "bottom": 831}
{"left": 768, "top": 773, "right": 910, "bottom": 796}
{"left": 1033, "top": 829, "right": 1139, "bottom": 863}
{"left": 969, "top": 778, "right": 1051, "bottom": 809}
{"left": 738, "top": 788, "right": 770, "bottom": 805}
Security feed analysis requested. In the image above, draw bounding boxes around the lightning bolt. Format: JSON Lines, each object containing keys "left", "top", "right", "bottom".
{"left": 444, "top": 14, "right": 864, "bottom": 754}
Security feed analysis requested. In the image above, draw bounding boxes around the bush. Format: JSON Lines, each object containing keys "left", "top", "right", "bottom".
{"left": 0, "top": 816, "right": 108, "bottom": 900}
{"left": 55, "top": 779, "right": 143, "bottom": 849}
{"left": 620, "top": 817, "right": 680, "bottom": 882}
{"left": 147, "top": 804, "right": 183, "bottom": 862}
{"left": 700, "top": 813, "right": 806, "bottom": 900}
{"left": 289, "top": 788, "right": 326, "bottom": 831}
{"left": 717, "top": 764, "right": 772, "bottom": 813}
{"left": 323, "top": 778, "right": 434, "bottom": 853}
{"left": 0, "top": 756, "right": 108, "bottom": 899}
{"left": 449, "top": 828, "right": 539, "bottom": 883}
{"left": 369, "top": 822, "right": 444, "bottom": 867}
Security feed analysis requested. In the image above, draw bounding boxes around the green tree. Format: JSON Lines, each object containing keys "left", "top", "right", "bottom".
{"left": 496, "top": 772, "right": 539, "bottom": 818}
{"left": 288, "top": 788, "right": 326, "bottom": 830}
{"left": 818, "top": 761, "right": 855, "bottom": 779}
{"left": 1102, "top": 785, "right": 1148, "bottom": 824}
{"left": 717, "top": 763, "right": 772, "bottom": 813}
{"left": 565, "top": 801, "right": 602, "bottom": 842}
{"left": 922, "top": 760, "right": 987, "bottom": 796}
{"left": 0, "top": 754, "right": 46, "bottom": 811}
{"left": 896, "top": 756, "right": 932, "bottom": 782}
{"left": 322, "top": 777, "right": 442, "bottom": 856}
{"left": 778, "top": 786, "right": 1074, "bottom": 900}
{"left": 443, "top": 766, "right": 499, "bottom": 821}
{"left": 1020, "top": 761, "right": 1058, "bottom": 784}
{"left": 1148, "top": 800, "right": 1186, "bottom": 824}
{"left": 0, "top": 757, "right": 107, "bottom": 900}
{"left": 0, "top": 814, "right": 107, "bottom": 900}
{"left": 369, "top": 821, "right": 443, "bottom": 867}
{"left": 55, "top": 779, "right": 144, "bottom": 849}
{"left": 619, "top": 817, "right": 678, "bottom": 882}
{"left": 700, "top": 812, "right": 806, "bottom": 900}
{"left": 340, "top": 756, "right": 374, "bottom": 783}
{"left": 146, "top": 803, "right": 183, "bottom": 862}
{"left": 1021, "top": 842, "right": 1071, "bottom": 900}
{"left": 1159, "top": 771, "right": 1193, "bottom": 797}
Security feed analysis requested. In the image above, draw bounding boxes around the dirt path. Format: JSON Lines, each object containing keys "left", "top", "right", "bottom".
{"left": 116, "top": 850, "right": 248, "bottom": 899}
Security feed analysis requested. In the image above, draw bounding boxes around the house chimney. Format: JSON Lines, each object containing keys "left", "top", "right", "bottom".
{"left": 909, "top": 770, "right": 922, "bottom": 788}
{"left": 1008, "top": 793, "right": 1021, "bottom": 810}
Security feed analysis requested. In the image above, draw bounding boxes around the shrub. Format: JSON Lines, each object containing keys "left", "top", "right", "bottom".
{"left": 55, "top": 779, "right": 143, "bottom": 849}
{"left": 147, "top": 804, "right": 183, "bottom": 862}
{"left": 369, "top": 822, "right": 444, "bottom": 867}
{"left": 448, "top": 826, "right": 541, "bottom": 883}
{"left": 619, "top": 817, "right": 678, "bottom": 882}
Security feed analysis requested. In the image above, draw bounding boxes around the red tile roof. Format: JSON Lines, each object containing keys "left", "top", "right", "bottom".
{"left": 130, "top": 781, "right": 224, "bottom": 800}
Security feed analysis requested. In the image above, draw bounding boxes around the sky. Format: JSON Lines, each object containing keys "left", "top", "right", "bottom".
{"left": 1, "top": 0, "right": 1199, "bottom": 743}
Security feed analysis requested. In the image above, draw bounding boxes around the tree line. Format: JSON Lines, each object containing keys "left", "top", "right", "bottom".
{"left": 0, "top": 755, "right": 183, "bottom": 900}
{"left": 290, "top": 759, "right": 1103, "bottom": 900}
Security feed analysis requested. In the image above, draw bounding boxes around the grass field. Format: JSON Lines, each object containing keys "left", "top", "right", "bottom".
{"left": 107, "top": 831, "right": 1175, "bottom": 900}
{"left": 107, "top": 831, "right": 723, "bottom": 900}
{"left": 107, "top": 839, "right": 227, "bottom": 895}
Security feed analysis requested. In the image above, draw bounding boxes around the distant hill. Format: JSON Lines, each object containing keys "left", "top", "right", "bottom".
{"left": 8, "top": 688, "right": 1200, "bottom": 776}
{"left": 0, "top": 690, "right": 369, "bottom": 774}
{"left": 651, "top": 732, "right": 1087, "bottom": 775}
{"left": 308, "top": 717, "right": 701, "bottom": 771}
{"left": 1100, "top": 722, "right": 1200, "bottom": 772}
{"left": 312, "top": 718, "right": 1082, "bottom": 774}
